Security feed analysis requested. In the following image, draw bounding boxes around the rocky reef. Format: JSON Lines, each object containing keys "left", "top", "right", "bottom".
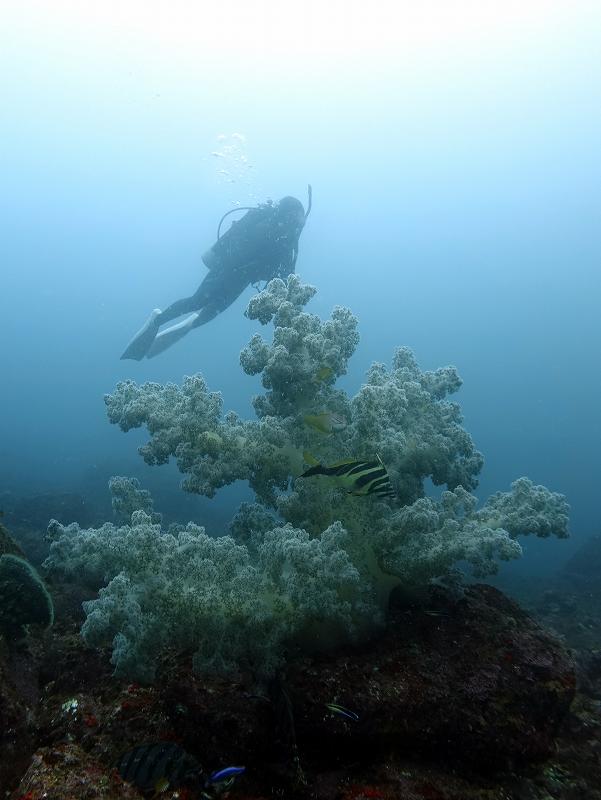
{"left": 4, "top": 577, "right": 601, "bottom": 799}
{"left": 2, "top": 276, "right": 592, "bottom": 798}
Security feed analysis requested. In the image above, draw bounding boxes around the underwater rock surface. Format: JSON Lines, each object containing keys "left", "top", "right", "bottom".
{"left": 7, "top": 582, "right": 597, "bottom": 799}
{"left": 291, "top": 583, "right": 575, "bottom": 771}
{"left": 0, "top": 637, "right": 40, "bottom": 793}
{"left": 13, "top": 743, "right": 141, "bottom": 799}
{"left": 519, "top": 534, "right": 601, "bottom": 655}
{"left": 0, "top": 492, "right": 100, "bottom": 566}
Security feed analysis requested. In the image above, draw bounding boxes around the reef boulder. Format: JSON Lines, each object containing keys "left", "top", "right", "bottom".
{"left": 7, "top": 584, "right": 580, "bottom": 798}
{"left": 12, "top": 743, "right": 141, "bottom": 799}
{"left": 0, "top": 638, "right": 40, "bottom": 793}
{"left": 289, "top": 583, "right": 575, "bottom": 773}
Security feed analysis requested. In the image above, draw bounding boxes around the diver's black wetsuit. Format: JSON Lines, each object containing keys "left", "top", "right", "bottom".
{"left": 159, "top": 200, "right": 303, "bottom": 330}
{"left": 120, "top": 192, "right": 310, "bottom": 360}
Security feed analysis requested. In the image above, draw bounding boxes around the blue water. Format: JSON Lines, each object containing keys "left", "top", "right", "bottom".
{"left": 2, "top": 4, "right": 600, "bottom": 575}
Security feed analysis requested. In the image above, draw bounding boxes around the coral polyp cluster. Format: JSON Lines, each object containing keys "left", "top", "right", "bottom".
{"left": 45, "top": 276, "right": 569, "bottom": 680}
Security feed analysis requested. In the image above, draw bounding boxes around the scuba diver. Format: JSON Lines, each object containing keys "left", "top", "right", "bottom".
{"left": 121, "top": 186, "right": 312, "bottom": 360}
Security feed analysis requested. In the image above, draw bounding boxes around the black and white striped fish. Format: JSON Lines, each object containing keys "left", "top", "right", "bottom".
{"left": 116, "top": 741, "right": 201, "bottom": 794}
{"left": 299, "top": 453, "right": 396, "bottom": 499}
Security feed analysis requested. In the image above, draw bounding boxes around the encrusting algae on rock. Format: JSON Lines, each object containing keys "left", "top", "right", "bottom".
{"left": 0, "top": 553, "right": 54, "bottom": 636}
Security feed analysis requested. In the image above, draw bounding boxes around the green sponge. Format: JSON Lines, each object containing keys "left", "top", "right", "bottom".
{"left": 0, "top": 554, "right": 54, "bottom": 634}
{"left": 0, "top": 521, "right": 26, "bottom": 559}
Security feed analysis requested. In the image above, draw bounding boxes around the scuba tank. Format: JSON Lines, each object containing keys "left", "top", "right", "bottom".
{"left": 202, "top": 205, "right": 267, "bottom": 271}
{"left": 202, "top": 185, "right": 312, "bottom": 272}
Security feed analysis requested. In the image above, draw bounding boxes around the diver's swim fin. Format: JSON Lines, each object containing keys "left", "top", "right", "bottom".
{"left": 146, "top": 312, "right": 199, "bottom": 359}
{"left": 120, "top": 309, "right": 162, "bottom": 360}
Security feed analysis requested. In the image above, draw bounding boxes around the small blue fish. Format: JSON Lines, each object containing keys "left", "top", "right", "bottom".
{"left": 208, "top": 765, "right": 246, "bottom": 783}
{"left": 325, "top": 703, "right": 359, "bottom": 722}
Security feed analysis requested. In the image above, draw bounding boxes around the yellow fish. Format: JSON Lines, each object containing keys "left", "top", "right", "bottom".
{"left": 314, "top": 366, "right": 334, "bottom": 383}
{"left": 303, "top": 412, "right": 347, "bottom": 435}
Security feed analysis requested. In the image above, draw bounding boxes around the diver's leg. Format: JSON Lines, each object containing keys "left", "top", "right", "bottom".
{"left": 188, "top": 264, "right": 253, "bottom": 325}
{"left": 155, "top": 287, "right": 206, "bottom": 325}
{"left": 145, "top": 266, "right": 253, "bottom": 359}
{"left": 145, "top": 303, "right": 223, "bottom": 359}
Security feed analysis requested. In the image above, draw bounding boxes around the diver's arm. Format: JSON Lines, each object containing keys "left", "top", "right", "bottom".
{"left": 268, "top": 243, "right": 297, "bottom": 281}
{"left": 276, "top": 248, "right": 297, "bottom": 280}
